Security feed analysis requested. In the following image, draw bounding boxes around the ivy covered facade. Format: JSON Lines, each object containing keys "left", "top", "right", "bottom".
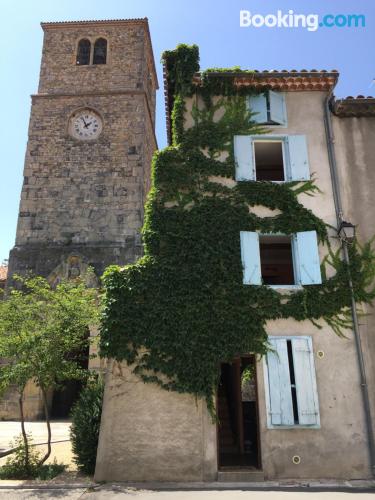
{"left": 96, "top": 45, "right": 375, "bottom": 482}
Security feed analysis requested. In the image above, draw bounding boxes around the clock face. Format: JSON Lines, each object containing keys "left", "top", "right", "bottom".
{"left": 69, "top": 109, "right": 103, "bottom": 140}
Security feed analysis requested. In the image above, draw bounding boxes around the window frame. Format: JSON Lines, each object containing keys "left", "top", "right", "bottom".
{"left": 267, "top": 91, "right": 288, "bottom": 127}
{"left": 263, "top": 336, "right": 320, "bottom": 430}
{"left": 259, "top": 233, "right": 301, "bottom": 289}
{"left": 76, "top": 38, "right": 91, "bottom": 66}
{"left": 75, "top": 36, "right": 109, "bottom": 66}
{"left": 240, "top": 230, "right": 321, "bottom": 288}
{"left": 93, "top": 38, "right": 108, "bottom": 65}
{"left": 248, "top": 91, "right": 288, "bottom": 127}
{"left": 234, "top": 134, "right": 310, "bottom": 183}
{"left": 252, "top": 138, "right": 288, "bottom": 182}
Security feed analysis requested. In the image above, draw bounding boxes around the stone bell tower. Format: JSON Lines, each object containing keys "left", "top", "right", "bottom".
{"left": 8, "top": 18, "right": 158, "bottom": 283}
{"left": 2, "top": 19, "right": 157, "bottom": 420}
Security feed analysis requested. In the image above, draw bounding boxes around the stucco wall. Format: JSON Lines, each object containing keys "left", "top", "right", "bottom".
{"left": 95, "top": 360, "right": 217, "bottom": 482}
{"left": 255, "top": 92, "right": 370, "bottom": 479}
{"left": 96, "top": 91, "right": 371, "bottom": 481}
{"left": 258, "top": 320, "right": 369, "bottom": 479}
{"left": 332, "top": 114, "right": 375, "bottom": 448}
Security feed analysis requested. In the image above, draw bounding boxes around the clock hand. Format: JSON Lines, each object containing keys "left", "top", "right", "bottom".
{"left": 81, "top": 117, "right": 88, "bottom": 127}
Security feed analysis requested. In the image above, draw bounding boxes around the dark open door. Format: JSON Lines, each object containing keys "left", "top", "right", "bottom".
{"left": 51, "top": 330, "right": 90, "bottom": 419}
{"left": 217, "top": 355, "right": 260, "bottom": 469}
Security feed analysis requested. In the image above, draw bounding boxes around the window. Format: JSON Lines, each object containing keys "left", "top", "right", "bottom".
{"left": 93, "top": 38, "right": 107, "bottom": 65}
{"left": 264, "top": 337, "right": 320, "bottom": 427}
{"left": 248, "top": 90, "right": 287, "bottom": 126}
{"left": 240, "top": 230, "right": 322, "bottom": 286}
{"left": 259, "top": 235, "right": 294, "bottom": 285}
{"left": 76, "top": 39, "right": 91, "bottom": 65}
{"left": 234, "top": 135, "right": 310, "bottom": 182}
{"left": 254, "top": 141, "right": 284, "bottom": 181}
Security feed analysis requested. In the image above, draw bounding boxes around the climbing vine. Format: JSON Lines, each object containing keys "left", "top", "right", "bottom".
{"left": 100, "top": 44, "right": 375, "bottom": 414}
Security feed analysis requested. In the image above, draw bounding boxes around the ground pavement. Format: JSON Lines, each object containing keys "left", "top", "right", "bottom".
{"left": 0, "top": 421, "right": 73, "bottom": 468}
{"left": 1, "top": 486, "right": 375, "bottom": 499}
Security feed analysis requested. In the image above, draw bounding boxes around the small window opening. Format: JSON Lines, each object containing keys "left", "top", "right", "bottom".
{"left": 265, "top": 92, "right": 285, "bottom": 125}
{"left": 266, "top": 95, "right": 272, "bottom": 122}
{"left": 93, "top": 38, "right": 107, "bottom": 65}
{"left": 287, "top": 340, "right": 299, "bottom": 424}
{"left": 254, "top": 141, "right": 284, "bottom": 181}
{"left": 76, "top": 39, "right": 91, "bottom": 65}
{"left": 265, "top": 94, "right": 277, "bottom": 124}
{"left": 259, "top": 235, "right": 295, "bottom": 285}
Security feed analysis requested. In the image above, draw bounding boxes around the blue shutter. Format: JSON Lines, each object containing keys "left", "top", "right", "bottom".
{"left": 269, "top": 90, "right": 287, "bottom": 126}
{"left": 240, "top": 231, "right": 261, "bottom": 285}
{"left": 234, "top": 136, "right": 255, "bottom": 181}
{"left": 294, "top": 231, "right": 322, "bottom": 285}
{"left": 267, "top": 338, "right": 294, "bottom": 426}
{"left": 287, "top": 135, "right": 310, "bottom": 181}
{"left": 292, "top": 338, "right": 320, "bottom": 426}
{"left": 248, "top": 94, "right": 268, "bottom": 124}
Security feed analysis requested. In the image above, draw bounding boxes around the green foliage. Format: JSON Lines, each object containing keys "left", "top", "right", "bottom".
{"left": 162, "top": 43, "right": 200, "bottom": 96}
{"left": 242, "top": 364, "right": 255, "bottom": 387}
{"left": 70, "top": 377, "right": 104, "bottom": 475}
{"left": 0, "top": 434, "right": 41, "bottom": 479}
{"left": 100, "top": 44, "right": 375, "bottom": 415}
{"left": 0, "top": 274, "right": 99, "bottom": 467}
{"left": 0, "top": 275, "right": 99, "bottom": 397}
{"left": 36, "top": 461, "right": 66, "bottom": 481}
{"left": 0, "top": 434, "right": 65, "bottom": 480}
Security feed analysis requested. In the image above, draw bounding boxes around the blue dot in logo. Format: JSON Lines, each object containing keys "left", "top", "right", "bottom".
{"left": 319, "top": 22, "right": 323, "bottom": 27}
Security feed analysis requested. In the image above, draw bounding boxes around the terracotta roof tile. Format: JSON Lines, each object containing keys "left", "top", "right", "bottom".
{"left": 332, "top": 96, "right": 375, "bottom": 117}
{"left": 41, "top": 18, "right": 148, "bottom": 27}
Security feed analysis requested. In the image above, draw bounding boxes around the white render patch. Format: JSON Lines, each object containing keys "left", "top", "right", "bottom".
{"left": 249, "top": 205, "right": 282, "bottom": 217}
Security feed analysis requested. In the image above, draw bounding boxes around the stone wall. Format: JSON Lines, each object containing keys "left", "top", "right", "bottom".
{"left": 8, "top": 19, "right": 157, "bottom": 283}
{"left": 8, "top": 92, "right": 153, "bottom": 280}
{"left": 5, "top": 20, "right": 157, "bottom": 420}
{"left": 38, "top": 21, "right": 158, "bottom": 100}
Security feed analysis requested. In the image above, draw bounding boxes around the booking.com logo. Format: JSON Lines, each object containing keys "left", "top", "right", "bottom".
{"left": 240, "top": 10, "right": 366, "bottom": 32}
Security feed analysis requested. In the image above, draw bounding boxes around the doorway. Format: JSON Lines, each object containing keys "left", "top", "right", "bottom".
{"left": 51, "top": 333, "right": 90, "bottom": 419}
{"left": 217, "top": 356, "right": 260, "bottom": 469}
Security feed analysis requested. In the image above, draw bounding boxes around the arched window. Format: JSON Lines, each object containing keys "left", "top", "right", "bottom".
{"left": 93, "top": 38, "right": 107, "bottom": 65}
{"left": 76, "top": 39, "right": 91, "bottom": 65}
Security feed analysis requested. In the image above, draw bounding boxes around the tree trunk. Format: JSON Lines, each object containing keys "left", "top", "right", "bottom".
{"left": 18, "top": 388, "right": 30, "bottom": 474}
{"left": 38, "top": 386, "right": 51, "bottom": 466}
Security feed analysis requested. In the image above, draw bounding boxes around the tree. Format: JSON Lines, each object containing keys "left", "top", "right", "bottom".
{"left": 0, "top": 274, "right": 99, "bottom": 473}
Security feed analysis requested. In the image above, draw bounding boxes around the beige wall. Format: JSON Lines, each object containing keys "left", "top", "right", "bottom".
{"left": 0, "top": 380, "right": 47, "bottom": 421}
{"left": 96, "top": 91, "right": 371, "bottom": 481}
{"left": 95, "top": 360, "right": 217, "bottom": 482}
{"left": 255, "top": 92, "right": 369, "bottom": 479}
{"left": 258, "top": 320, "right": 369, "bottom": 479}
{"left": 332, "top": 114, "right": 375, "bottom": 447}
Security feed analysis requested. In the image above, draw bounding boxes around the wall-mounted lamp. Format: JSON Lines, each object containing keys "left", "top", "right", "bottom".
{"left": 338, "top": 220, "right": 356, "bottom": 244}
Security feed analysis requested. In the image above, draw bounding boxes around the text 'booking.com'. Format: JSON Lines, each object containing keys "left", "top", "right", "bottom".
{"left": 240, "top": 10, "right": 366, "bottom": 32}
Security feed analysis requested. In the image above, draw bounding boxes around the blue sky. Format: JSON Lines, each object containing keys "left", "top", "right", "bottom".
{"left": 0, "top": 0, "right": 374, "bottom": 263}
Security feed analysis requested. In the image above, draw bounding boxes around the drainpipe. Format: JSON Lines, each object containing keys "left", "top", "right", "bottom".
{"left": 324, "top": 92, "right": 375, "bottom": 477}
